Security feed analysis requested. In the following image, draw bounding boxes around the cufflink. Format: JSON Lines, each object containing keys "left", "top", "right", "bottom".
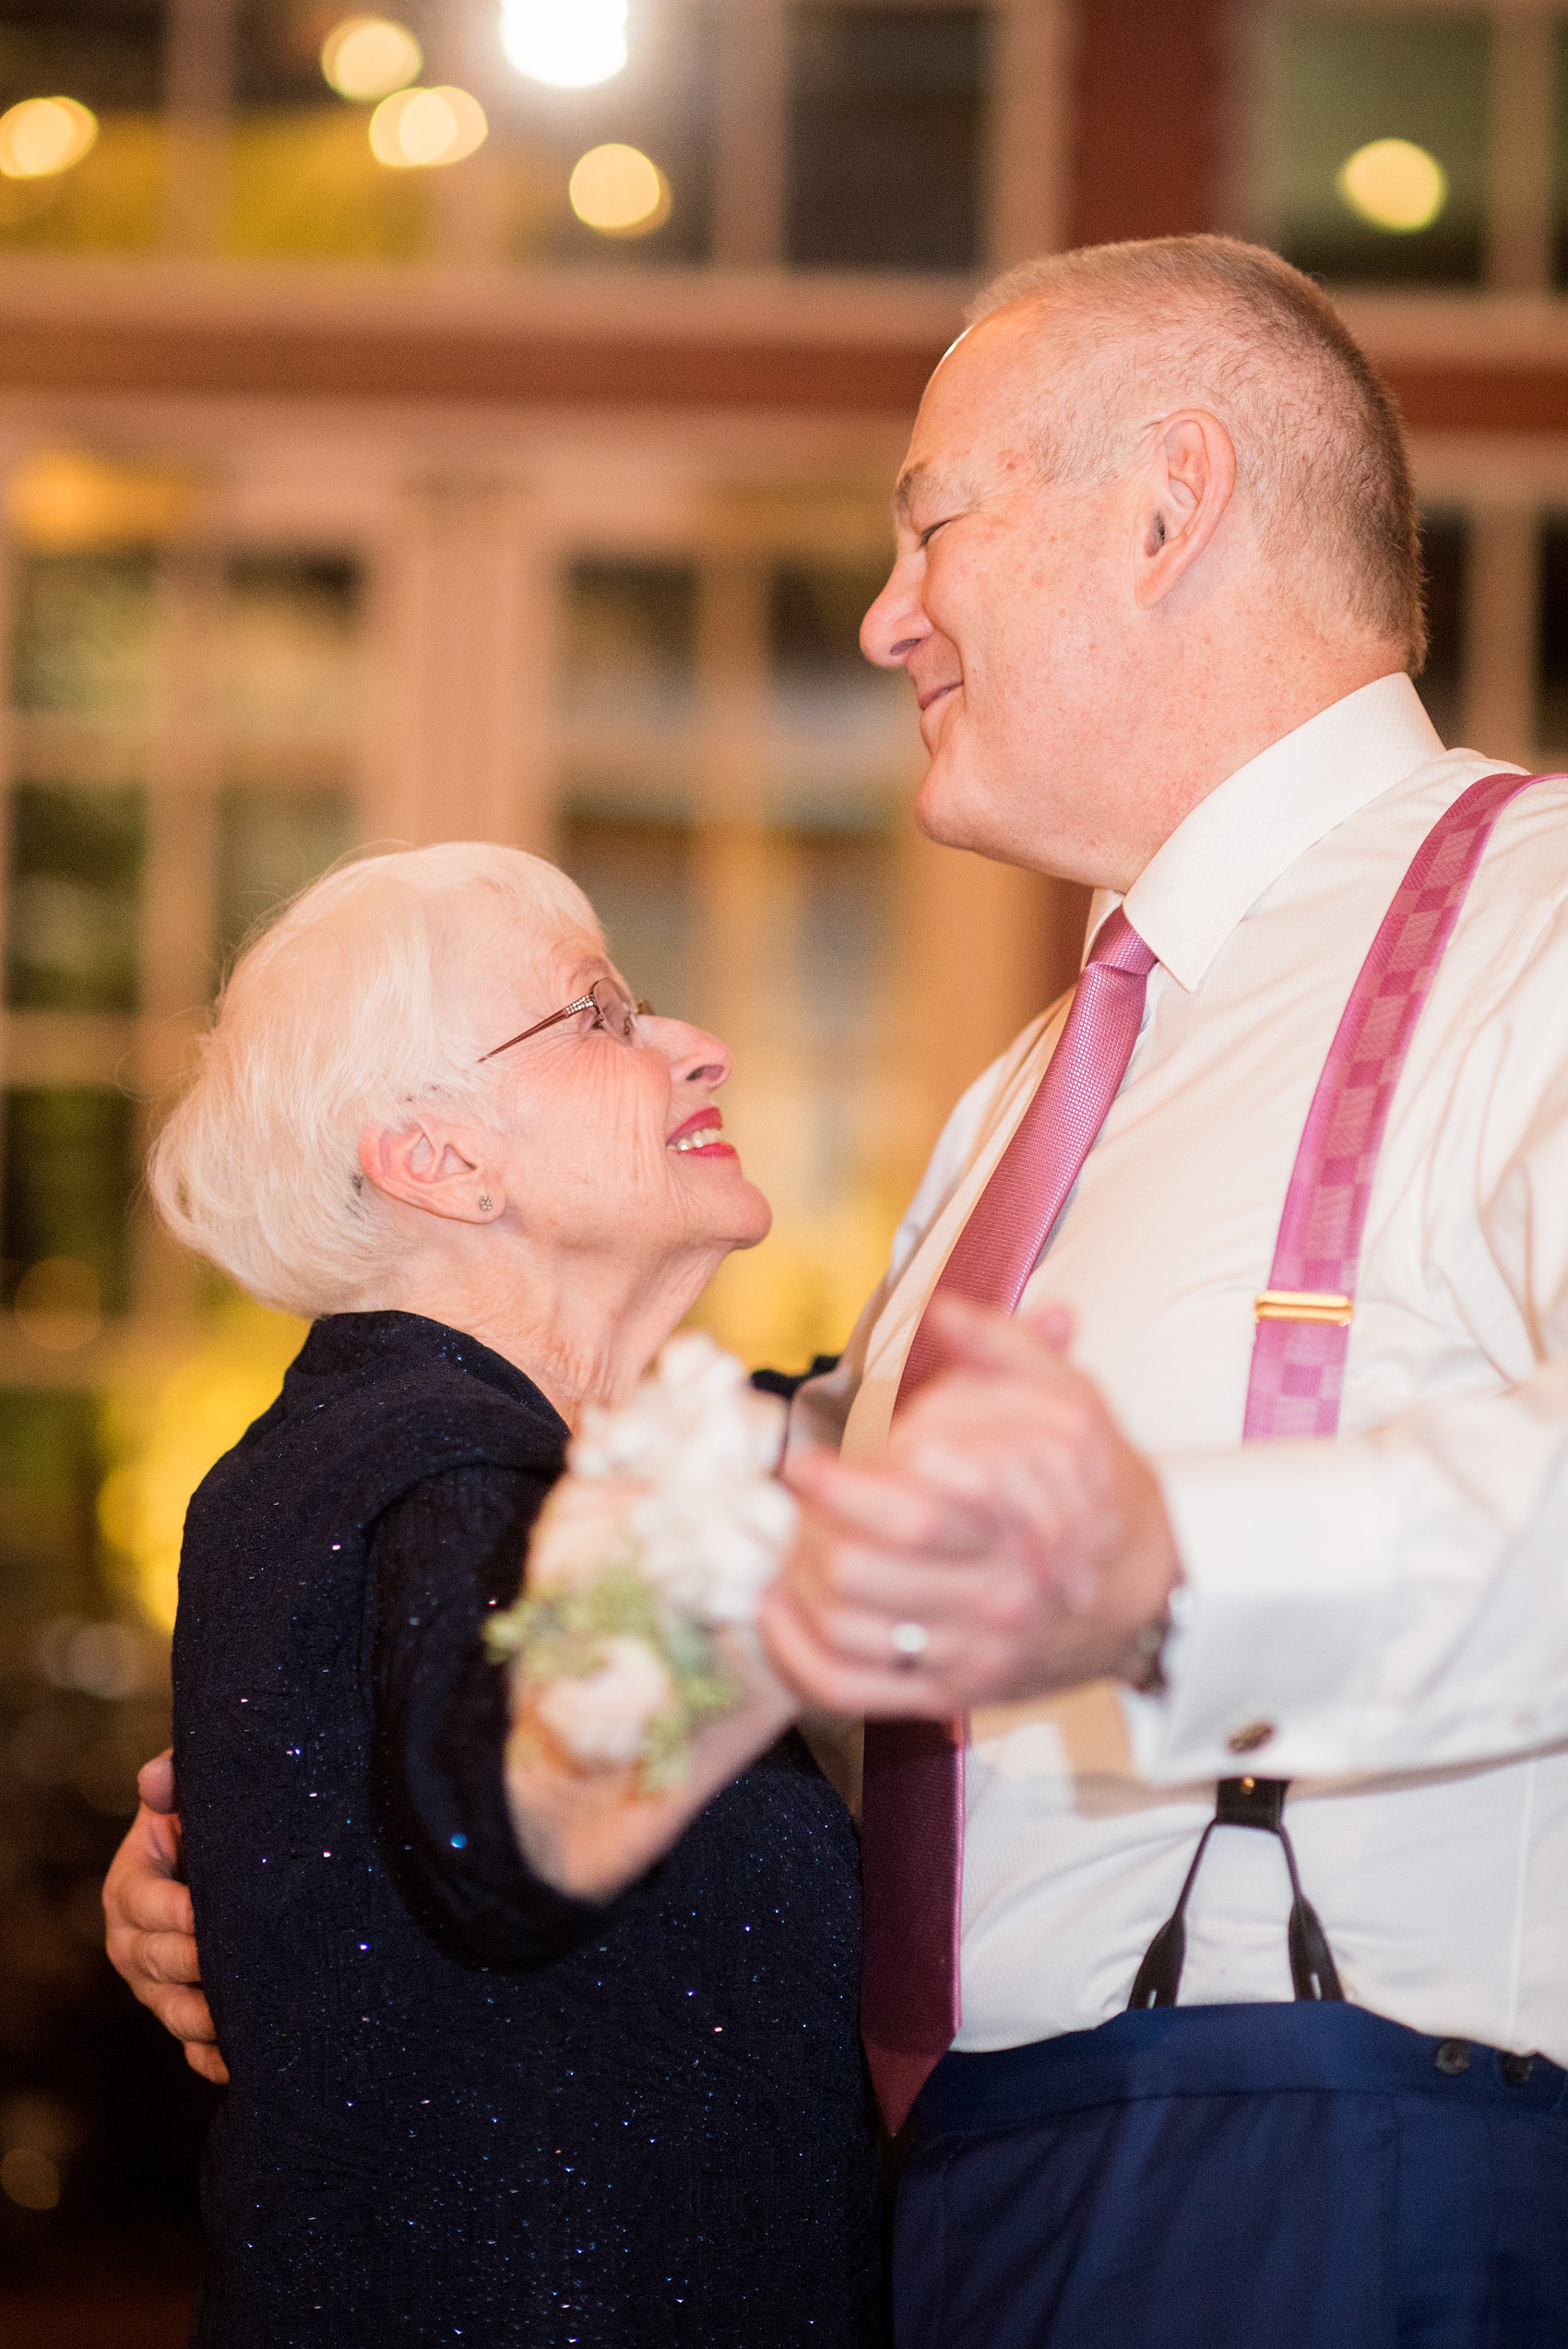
{"left": 1226, "top": 1719, "right": 1276, "bottom": 1755}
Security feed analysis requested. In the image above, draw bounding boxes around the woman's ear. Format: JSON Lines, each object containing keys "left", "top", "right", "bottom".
{"left": 358, "top": 1122, "right": 504, "bottom": 1225}
{"left": 1132, "top": 409, "right": 1237, "bottom": 612}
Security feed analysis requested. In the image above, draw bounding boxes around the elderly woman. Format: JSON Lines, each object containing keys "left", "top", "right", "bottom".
{"left": 128, "top": 842, "right": 878, "bottom": 2346}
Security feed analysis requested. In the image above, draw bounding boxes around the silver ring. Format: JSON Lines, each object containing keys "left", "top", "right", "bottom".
{"left": 890, "top": 1620, "right": 929, "bottom": 1670}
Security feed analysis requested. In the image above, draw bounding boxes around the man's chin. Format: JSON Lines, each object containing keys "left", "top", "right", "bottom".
{"left": 914, "top": 759, "right": 996, "bottom": 855}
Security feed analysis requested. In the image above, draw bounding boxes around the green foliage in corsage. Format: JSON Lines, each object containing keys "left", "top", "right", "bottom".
{"left": 487, "top": 1565, "right": 740, "bottom": 1788}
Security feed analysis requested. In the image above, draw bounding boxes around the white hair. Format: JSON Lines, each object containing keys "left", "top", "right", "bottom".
{"left": 148, "top": 842, "right": 601, "bottom": 1318}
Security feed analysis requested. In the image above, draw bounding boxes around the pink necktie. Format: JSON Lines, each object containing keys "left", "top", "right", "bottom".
{"left": 860, "top": 906, "right": 1158, "bottom": 2134}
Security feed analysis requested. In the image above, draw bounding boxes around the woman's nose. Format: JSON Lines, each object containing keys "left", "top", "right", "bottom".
{"left": 649, "top": 1017, "right": 731, "bottom": 1091}
{"left": 861, "top": 550, "right": 930, "bottom": 669}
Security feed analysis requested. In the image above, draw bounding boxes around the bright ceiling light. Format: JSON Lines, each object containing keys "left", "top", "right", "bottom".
{"left": 0, "top": 96, "right": 97, "bottom": 180}
{"left": 568, "top": 142, "right": 669, "bottom": 236}
{"left": 322, "top": 16, "right": 422, "bottom": 102}
{"left": 368, "top": 85, "right": 488, "bottom": 169}
{"left": 1336, "top": 137, "right": 1448, "bottom": 233}
{"left": 502, "top": 0, "right": 628, "bottom": 89}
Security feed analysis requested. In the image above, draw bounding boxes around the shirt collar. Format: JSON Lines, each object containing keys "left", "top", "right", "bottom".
{"left": 1087, "top": 673, "right": 1447, "bottom": 994}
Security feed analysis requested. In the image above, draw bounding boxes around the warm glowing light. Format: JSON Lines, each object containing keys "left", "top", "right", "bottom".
{"left": 0, "top": 2149, "right": 60, "bottom": 2212}
{"left": 14, "top": 1258, "right": 101, "bottom": 1353}
{"left": 321, "top": 15, "right": 422, "bottom": 101}
{"left": 1336, "top": 138, "right": 1448, "bottom": 233}
{"left": 6, "top": 449, "right": 198, "bottom": 550}
{"left": 0, "top": 96, "right": 97, "bottom": 180}
{"left": 99, "top": 1305, "right": 306, "bottom": 1633}
{"left": 568, "top": 142, "right": 670, "bottom": 236}
{"left": 368, "top": 84, "right": 487, "bottom": 169}
{"left": 501, "top": 0, "right": 628, "bottom": 89}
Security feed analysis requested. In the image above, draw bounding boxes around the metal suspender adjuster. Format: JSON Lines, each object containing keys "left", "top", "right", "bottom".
{"left": 1126, "top": 1775, "right": 1345, "bottom": 2011}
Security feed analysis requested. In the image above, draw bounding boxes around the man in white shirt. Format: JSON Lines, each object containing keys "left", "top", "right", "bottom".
{"left": 760, "top": 236, "right": 1568, "bottom": 2346}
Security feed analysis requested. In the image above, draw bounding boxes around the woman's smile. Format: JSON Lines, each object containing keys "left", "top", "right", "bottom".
{"left": 667, "top": 1107, "right": 738, "bottom": 1159}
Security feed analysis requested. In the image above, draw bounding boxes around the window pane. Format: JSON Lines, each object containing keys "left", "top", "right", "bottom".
{"left": 217, "top": 555, "right": 365, "bottom": 744}
{"left": 787, "top": 6, "right": 988, "bottom": 269}
{"left": 215, "top": 789, "right": 353, "bottom": 980}
{"left": 767, "top": 561, "right": 906, "bottom": 825}
{"left": 1268, "top": 10, "right": 1491, "bottom": 286}
{"left": 0, "top": 1389, "right": 101, "bottom": 1614}
{"left": 1416, "top": 517, "right": 1467, "bottom": 747}
{"left": 560, "top": 811, "right": 695, "bottom": 1022}
{"left": 0, "top": 3, "right": 164, "bottom": 255}
{"left": 6, "top": 784, "right": 145, "bottom": 1013}
{"left": 1538, "top": 520, "right": 1568, "bottom": 754}
{"left": 3, "top": 1087, "right": 137, "bottom": 1314}
{"left": 561, "top": 561, "right": 699, "bottom": 727}
{"left": 12, "top": 553, "right": 158, "bottom": 718}
{"left": 495, "top": 3, "right": 716, "bottom": 266}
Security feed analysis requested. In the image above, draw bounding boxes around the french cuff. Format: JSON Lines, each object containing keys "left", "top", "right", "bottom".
{"left": 1119, "top": 1437, "right": 1403, "bottom": 1785}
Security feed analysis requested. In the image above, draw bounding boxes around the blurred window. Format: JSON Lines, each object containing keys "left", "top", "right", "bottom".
{"left": 561, "top": 810, "right": 695, "bottom": 1020}
{"left": 1416, "top": 516, "right": 1467, "bottom": 749}
{"left": 0, "top": 1389, "right": 100, "bottom": 1612}
{"left": 216, "top": 554, "right": 365, "bottom": 745}
{"left": 494, "top": 2, "right": 715, "bottom": 266}
{"left": 6, "top": 785, "right": 146, "bottom": 1014}
{"left": 1267, "top": 9, "right": 1491, "bottom": 286}
{"left": 561, "top": 559, "right": 699, "bottom": 732}
{"left": 786, "top": 5, "right": 988, "bottom": 269}
{"left": 0, "top": 0, "right": 164, "bottom": 255}
{"left": 1538, "top": 519, "right": 1568, "bottom": 755}
{"left": 214, "top": 786, "right": 353, "bottom": 982}
{"left": 12, "top": 553, "right": 158, "bottom": 720}
{"left": 767, "top": 560, "right": 906, "bottom": 827}
{"left": 2, "top": 1087, "right": 137, "bottom": 1315}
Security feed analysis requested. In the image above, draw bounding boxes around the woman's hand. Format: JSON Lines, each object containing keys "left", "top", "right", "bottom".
{"left": 502, "top": 1633, "right": 797, "bottom": 1902}
{"left": 102, "top": 1752, "right": 230, "bottom": 2086}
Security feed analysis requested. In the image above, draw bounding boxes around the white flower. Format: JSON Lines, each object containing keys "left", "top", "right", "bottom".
{"left": 532, "top": 1636, "right": 674, "bottom": 1768}
{"left": 530, "top": 1332, "right": 796, "bottom": 1626}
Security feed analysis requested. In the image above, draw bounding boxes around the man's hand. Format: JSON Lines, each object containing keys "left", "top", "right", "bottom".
{"left": 759, "top": 1296, "right": 1182, "bottom": 1717}
{"left": 102, "top": 1751, "right": 228, "bottom": 2086}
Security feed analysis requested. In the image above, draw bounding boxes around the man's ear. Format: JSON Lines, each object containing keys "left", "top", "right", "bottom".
{"left": 1131, "top": 409, "right": 1237, "bottom": 612}
{"left": 358, "top": 1122, "right": 503, "bottom": 1226}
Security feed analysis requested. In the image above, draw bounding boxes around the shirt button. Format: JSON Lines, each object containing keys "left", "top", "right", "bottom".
{"left": 1434, "top": 2039, "right": 1470, "bottom": 2076}
{"left": 1226, "top": 1720, "right": 1276, "bottom": 1755}
{"left": 1500, "top": 2052, "right": 1534, "bottom": 2088}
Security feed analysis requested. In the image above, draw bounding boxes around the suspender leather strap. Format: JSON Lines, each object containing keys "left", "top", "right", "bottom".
{"left": 1127, "top": 768, "right": 1557, "bottom": 2014}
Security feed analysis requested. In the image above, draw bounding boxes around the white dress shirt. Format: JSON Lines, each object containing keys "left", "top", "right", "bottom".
{"left": 798, "top": 673, "right": 1568, "bottom": 2062}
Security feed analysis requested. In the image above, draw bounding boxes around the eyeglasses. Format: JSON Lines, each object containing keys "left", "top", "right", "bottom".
{"left": 478, "top": 974, "right": 654, "bottom": 1064}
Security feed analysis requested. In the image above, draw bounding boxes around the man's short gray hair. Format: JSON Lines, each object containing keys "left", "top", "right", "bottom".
{"left": 968, "top": 234, "right": 1426, "bottom": 667}
{"left": 148, "top": 842, "right": 601, "bottom": 1319}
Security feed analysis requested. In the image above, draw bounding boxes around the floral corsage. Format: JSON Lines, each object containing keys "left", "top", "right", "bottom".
{"left": 485, "top": 1333, "right": 797, "bottom": 1788}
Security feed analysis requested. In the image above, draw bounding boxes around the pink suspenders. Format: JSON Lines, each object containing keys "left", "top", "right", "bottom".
{"left": 1128, "top": 768, "right": 1555, "bottom": 2010}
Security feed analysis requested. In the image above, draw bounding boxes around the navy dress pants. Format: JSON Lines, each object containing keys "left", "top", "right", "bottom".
{"left": 895, "top": 2003, "right": 1568, "bottom": 2349}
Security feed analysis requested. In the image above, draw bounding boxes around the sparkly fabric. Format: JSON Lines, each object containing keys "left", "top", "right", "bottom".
{"left": 1245, "top": 768, "right": 1555, "bottom": 1439}
{"left": 861, "top": 908, "right": 1158, "bottom": 2136}
{"left": 173, "top": 1311, "right": 881, "bottom": 2347}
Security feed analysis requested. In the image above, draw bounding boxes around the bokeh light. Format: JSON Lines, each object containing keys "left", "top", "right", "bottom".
{"left": 1, "top": 2146, "right": 61, "bottom": 2212}
{"left": 321, "top": 15, "right": 422, "bottom": 103}
{"left": 0, "top": 96, "right": 98, "bottom": 181}
{"left": 368, "top": 85, "right": 488, "bottom": 170}
{"left": 1336, "top": 137, "right": 1448, "bottom": 234}
{"left": 568, "top": 143, "right": 671, "bottom": 237}
{"left": 14, "top": 1257, "right": 101, "bottom": 1353}
{"left": 501, "top": 0, "right": 629, "bottom": 89}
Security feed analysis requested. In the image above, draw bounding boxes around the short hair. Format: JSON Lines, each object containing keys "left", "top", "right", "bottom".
{"left": 967, "top": 234, "right": 1426, "bottom": 668}
{"left": 148, "top": 842, "right": 601, "bottom": 1318}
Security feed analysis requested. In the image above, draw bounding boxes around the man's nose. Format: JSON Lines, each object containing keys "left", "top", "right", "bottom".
{"left": 861, "top": 552, "right": 930, "bottom": 669}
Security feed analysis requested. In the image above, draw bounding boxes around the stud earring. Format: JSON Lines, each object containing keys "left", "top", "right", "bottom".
{"left": 478, "top": 1194, "right": 493, "bottom": 1213}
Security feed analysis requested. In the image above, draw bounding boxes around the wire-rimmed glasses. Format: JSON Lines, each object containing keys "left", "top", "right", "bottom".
{"left": 478, "top": 974, "right": 653, "bottom": 1064}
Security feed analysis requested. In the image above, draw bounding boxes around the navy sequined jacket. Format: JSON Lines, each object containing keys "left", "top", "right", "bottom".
{"left": 172, "top": 1311, "right": 881, "bottom": 2348}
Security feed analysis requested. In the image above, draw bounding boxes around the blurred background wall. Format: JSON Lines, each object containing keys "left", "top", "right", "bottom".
{"left": 0, "top": 1, "right": 1564, "bottom": 2338}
